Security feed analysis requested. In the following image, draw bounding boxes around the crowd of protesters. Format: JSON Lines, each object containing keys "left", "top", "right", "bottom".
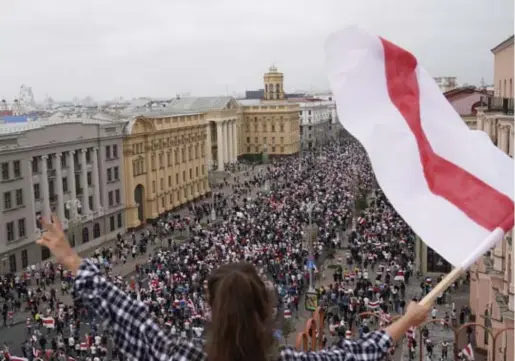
{"left": 0, "top": 135, "right": 469, "bottom": 361}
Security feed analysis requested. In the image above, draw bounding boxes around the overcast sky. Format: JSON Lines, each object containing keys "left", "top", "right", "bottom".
{"left": 1, "top": 0, "right": 513, "bottom": 101}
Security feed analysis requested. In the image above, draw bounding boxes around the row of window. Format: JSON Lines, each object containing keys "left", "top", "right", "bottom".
{"left": 246, "top": 146, "right": 285, "bottom": 153}
{"left": 160, "top": 181, "right": 205, "bottom": 207}
{"left": 105, "top": 144, "right": 119, "bottom": 159}
{"left": 5, "top": 213, "right": 124, "bottom": 272}
{"left": 151, "top": 167, "right": 206, "bottom": 193}
{"left": 244, "top": 123, "right": 286, "bottom": 133}
{"left": 1, "top": 160, "right": 22, "bottom": 181}
{"left": 3, "top": 189, "right": 24, "bottom": 210}
{"left": 246, "top": 136, "right": 285, "bottom": 145}
{"left": 5, "top": 218, "right": 26, "bottom": 242}
{"left": 106, "top": 166, "right": 120, "bottom": 182}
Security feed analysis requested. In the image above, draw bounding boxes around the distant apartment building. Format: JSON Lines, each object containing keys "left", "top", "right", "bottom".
{"left": 469, "top": 34, "right": 513, "bottom": 361}
{"left": 0, "top": 117, "right": 126, "bottom": 273}
{"left": 296, "top": 100, "right": 332, "bottom": 150}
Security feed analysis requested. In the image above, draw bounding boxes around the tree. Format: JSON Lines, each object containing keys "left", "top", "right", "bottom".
{"left": 281, "top": 318, "right": 296, "bottom": 345}
{"left": 355, "top": 196, "right": 368, "bottom": 213}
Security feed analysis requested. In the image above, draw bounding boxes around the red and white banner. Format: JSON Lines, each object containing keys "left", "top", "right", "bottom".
{"left": 394, "top": 270, "right": 405, "bottom": 282}
{"left": 460, "top": 343, "right": 475, "bottom": 360}
{"left": 284, "top": 309, "right": 292, "bottom": 319}
{"left": 367, "top": 300, "right": 380, "bottom": 309}
{"left": 326, "top": 27, "right": 514, "bottom": 268}
{"left": 406, "top": 326, "right": 416, "bottom": 339}
{"left": 9, "top": 356, "right": 29, "bottom": 361}
{"left": 41, "top": 317, "right": 55, "bottom": 329}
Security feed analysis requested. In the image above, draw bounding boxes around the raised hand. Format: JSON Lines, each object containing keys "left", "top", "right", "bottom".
{"left": 36, "top": 215, "right": 82, "bottom": 274}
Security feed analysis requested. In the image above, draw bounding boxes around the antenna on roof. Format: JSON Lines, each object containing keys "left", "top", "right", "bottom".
{"left": 176, "top": 93, "right": 181, "bottom": 100}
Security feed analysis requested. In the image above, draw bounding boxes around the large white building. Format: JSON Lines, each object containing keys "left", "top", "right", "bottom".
{"left": 295, "top": 95, "right": 343, "bottom": 150}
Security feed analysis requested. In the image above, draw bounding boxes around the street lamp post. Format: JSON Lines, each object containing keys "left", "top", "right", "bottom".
{"left": 65, "top": 199, "right": 82, "bottom": 247}
{"left": 211, "top": 191, "right": 216, "bottom": 221}
{"left": 306, "top": 202, "right": 316, "bottom": 292}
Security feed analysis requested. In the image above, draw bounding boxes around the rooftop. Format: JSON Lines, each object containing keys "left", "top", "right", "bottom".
{"left": 0, "top": 116, "right": 126, "bottom": 136}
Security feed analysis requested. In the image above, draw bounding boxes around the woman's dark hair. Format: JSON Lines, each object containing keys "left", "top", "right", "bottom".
{"left": 206, "top": 262, "right": 275, "bottom": 361}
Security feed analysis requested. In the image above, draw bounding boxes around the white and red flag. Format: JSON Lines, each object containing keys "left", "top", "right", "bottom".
{"left": 459, "top": 343, "right": 475, "bottom": 360}
{"left": 367, "top": 300, "right": 380, "bottom": 309}
{"left": 394, "top": 270, "right": 405, "bottom": 282}
{"left": 325, "top": 27, "right": 514, "bottom": 268}
{"left": 41, "top": 316, "right": 55, "bottom": 329}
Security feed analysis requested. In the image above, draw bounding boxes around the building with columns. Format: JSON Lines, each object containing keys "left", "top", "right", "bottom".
{"left": 122, "top": 111, "right": 209, "bottom": 229}
{"left": 238, "top": 66, "right": 300, "bottom": 156}
{"left": 0, "top": 117, "right": 126, "bottom": 273}
{"left": 162, "top": 97, "right": 240, "bottom": 171}
{"left": 468, "top": 34, "right": 513, "bottom": 361}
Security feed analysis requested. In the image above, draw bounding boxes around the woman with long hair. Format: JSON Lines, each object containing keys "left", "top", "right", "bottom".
{"left": 37, "top": 216, "right": 430, "bottom": 361}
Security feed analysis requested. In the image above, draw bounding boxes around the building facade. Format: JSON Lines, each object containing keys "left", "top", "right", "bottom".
{"left": 123, "top": 112, "right": 209, "bottom": 229}
{"left": 297, "top": 100, "right": 332, "bottom": 150}
{"left": 469, "top": 34, "right": 514, "bottom": 361}
{"left": 238, "top": 66, "right": 300, "bottom": 156}
{"left": 0, "top": 118, "right": 126, "bottom": 273}
{"left": 444, "top": 86, "right": 489, "bottom": 129}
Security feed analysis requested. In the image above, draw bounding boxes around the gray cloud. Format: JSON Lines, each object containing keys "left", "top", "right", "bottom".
{"left": 1, "top": 0, "right": 512, "bottom": 100}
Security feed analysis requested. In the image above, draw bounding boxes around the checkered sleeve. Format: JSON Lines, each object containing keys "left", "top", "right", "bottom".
{"left": 279, "top": 330, "right": 392, "bottom": 361}
{"left": 73, "top": 259, "right": 206, "bottom": 361}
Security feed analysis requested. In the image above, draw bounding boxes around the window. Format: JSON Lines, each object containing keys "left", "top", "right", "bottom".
{"left": 63, "top": 177, "right": 68, "bottom": 193}
{"left": 167, "top": 153, "right": 171, "bottom": 167}
{"left": 110, "top": 216, "right": 115, "bottom": 232}
{"left": 176, "top": 174, "right": 179, "bottom": 184}
{"left": 271, "top": 124, "right": 275, "bottom": 132}
{"left": 32, "top": 158, "right": 38, "bottom": 173}
{"left": 87, "top": 172, "right": 92, "bottom": 186}
{"left": 151, "top": 155, "right": 156, "bottom": 171}
{"left": 1, "top": 162, "right": 9, "bottom": 180}
{"left": 85, "top": 150, "right": 91, "bottom": 163}
{"left": 189, "top": 169, "right": 192, "bottom": 180}
{"left": 160, "top": 178, "right": 164, "bottom": 190}
{"left": 18, "top": 218, "right": 25, "bottom": 238}
{"left": 115, "top": 189, "right": 120, "bottom": 204}
{"left": 15, "top": 189, "right": 23, "bottom": 206}
{"left": 61, "top": 154, "right": 66, "bottom": 168}
{"left": 168, "top": 176, "right": 172, "bottom": 187}
{"left": 46, "top": 156, "right": 53, "bottom": 170}
{"left": 42, "top": 247, "right": 51, "bottom": 261}
{"left": 159, "top": 153, "right": 164, "bottom": 168}
{"left": 9, "top": 254, "right": 16, "bottom": 273}
{"left": 161, "top": 197, "right": 165, "bottom": 208}
{"left": 117, "top": 213, "right": 122, "bottom": 228}
{"left": 181, "top": 148, "right": 185, "bottom": 163}
{"left": 107, "top": 168, "right": 112, "bottom": 182}
{"left": 13, "top": 160, "right": 21, "bottom": 178}
{"left": 196, "top": 167, "right": 199, "bottom": 177}
{"left": 182, "top": 171, "right": 186, "bottom": 182}
{"left": 82, "top": 227, "right": 89, "bottom": 243}
{"left": 280, "top": 124, "right": 285, "bottom": 132}
{"left": 113, "top": 145, "right": 118, "bottom": 158}
{"left": 106, "top": 145, "right": 111, "bottom": 159}
{"left": 152, "top": 181, "right": 156, "bottom": 193}
{"left": 21, "top": 250, "right": 28, "bottom": 269}
{"left": 34, "top": 184, "right": 40, "bottom": 200}
{"left": 4, "top": 191, "right": 12, "bottom": 210}
{"left": 114, "top": 167, "right": 119, "bottom": 180}
{"left": 88, "top": 196, "right": 93, "bottom": 211}
{"left": 108, "top": 191, "right": 113, "bottom": 206}
{"left": 6, "top": 221, "right": 14, "bottom": 242}
{"left": 93, "top": 223, "right": 100, "bottom": 238}
{"left": 247, "top": 137, "right": 250, "bottom": 144}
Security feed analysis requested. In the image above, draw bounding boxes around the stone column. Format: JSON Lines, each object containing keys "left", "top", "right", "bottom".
{"left": 69, "top": 151, "right": 77, "bottom": 200}
{"left": 41, "top": 155, "right": 51, "bottom": 219}
{"left": 232, "top": 120, "right": 238, "bottom": 162}
{"left": 216, "top": 122, "right": 224, "bottom": 171}
{"left": 223, "top": 121, "right": 230, "bottom": 164}
{"left": 205, "top": 122, "right": 212, "bottom": 168}
{"left": 92, "top": 148, "right": 102, "bottom": 213}
{"left": 227, "top": 121, "right": 233, "bottom": 163}
{"left": 80, "top": 149, "right": 90, "bottom": 215}
{"left": 28, "top": 159, "right": 38, "bottom": 230}
{"left": 54, "top": 153, "right": 65, "bottom": 222}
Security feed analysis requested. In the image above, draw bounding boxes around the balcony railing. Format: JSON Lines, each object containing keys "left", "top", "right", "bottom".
{"left": 482, "top": 96, "right": 514, "bottom": 115}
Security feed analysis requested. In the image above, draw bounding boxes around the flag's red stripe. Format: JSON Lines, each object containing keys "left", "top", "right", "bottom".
{"left": 380, "top": 38, "right": 514, "bottom": 233}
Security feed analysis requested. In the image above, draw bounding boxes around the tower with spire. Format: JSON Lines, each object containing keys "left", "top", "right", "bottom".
{"left": 263, "top": 65, "right": 285, "bottom": 101}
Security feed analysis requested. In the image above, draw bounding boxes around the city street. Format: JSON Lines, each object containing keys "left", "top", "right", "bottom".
{"left": 0, "top": 164, "right": 268, "bottom": 354}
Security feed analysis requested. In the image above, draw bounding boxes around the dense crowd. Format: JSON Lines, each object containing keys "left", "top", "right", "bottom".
{"left": 0, "top": 136, "right": 469, "bottom": 361}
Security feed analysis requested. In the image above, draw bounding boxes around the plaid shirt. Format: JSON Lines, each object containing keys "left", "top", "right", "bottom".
{"left": 74, "top": 259, "right": 393, "bottom": 361}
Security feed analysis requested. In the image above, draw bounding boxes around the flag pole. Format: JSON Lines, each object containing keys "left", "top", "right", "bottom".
{"left": 419, "top": 227, "right": 505, "bottom": 307}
